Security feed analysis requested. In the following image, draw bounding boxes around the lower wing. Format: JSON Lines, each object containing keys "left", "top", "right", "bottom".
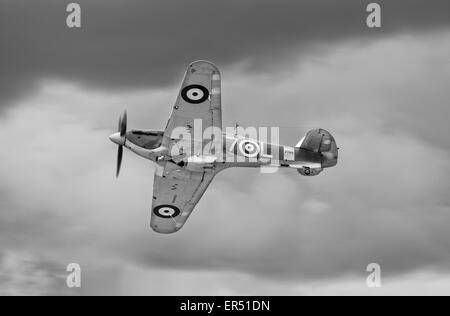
{"left": 150, "top": 161, "right": 215, "bottom": 233}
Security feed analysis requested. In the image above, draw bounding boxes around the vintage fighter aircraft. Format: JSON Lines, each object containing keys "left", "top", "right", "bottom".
{"left": 109, "top": 61, "right": 338, "bottom": 234}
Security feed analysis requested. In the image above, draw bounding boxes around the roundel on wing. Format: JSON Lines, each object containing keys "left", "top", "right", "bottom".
{"left": 181, "top": 85, "right": 209, "bottom": 104}
{"left": 153, "top": 205, "right": 181, "bottom": 218}
{"left": 239, "top": 140, "right": 260, "bottom": 158}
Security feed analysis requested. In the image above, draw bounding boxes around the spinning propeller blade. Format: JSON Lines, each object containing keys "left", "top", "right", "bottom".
{"left": 113, "top": 111, "right": 127, "bottom": 178}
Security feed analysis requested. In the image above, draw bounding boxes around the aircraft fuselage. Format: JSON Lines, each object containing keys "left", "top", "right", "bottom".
{"left": 112, "top": 128, "right": 338, "bottom": 176}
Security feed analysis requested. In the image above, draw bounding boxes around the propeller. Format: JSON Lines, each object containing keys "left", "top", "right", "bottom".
{"left": 111, "top": 111, "right": 127, "bottom": 178}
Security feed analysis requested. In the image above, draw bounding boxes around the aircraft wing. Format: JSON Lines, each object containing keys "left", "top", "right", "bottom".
{"left": 150, "top": 161, "right": 215, "bottom": 233}
{"left": 162, "top": 60, "right": 222, "bottom": 154}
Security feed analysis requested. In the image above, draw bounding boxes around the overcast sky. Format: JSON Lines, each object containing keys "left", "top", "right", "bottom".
{"left": 0, "top": 0, "right": 449, "bottom": 295}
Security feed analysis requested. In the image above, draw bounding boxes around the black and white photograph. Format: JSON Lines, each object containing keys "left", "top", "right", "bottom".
{"left": 0, "top": 0, "right": 450, "bottom": 299}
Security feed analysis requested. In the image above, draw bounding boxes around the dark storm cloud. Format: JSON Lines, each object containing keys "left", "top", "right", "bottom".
{"left": 1, "top": 0, "right": 450, "bottom": 108}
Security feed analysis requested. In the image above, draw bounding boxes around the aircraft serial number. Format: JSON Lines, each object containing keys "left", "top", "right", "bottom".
{"left": 224, "top": 300, "right": 270, "bottom": 312}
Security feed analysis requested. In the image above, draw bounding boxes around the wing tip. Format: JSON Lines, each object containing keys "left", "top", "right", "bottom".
{"left": 189, "top": 60, "right": 220, "bottom": 74}
{"left": 151, "top": 223, "right": 183, "bottom": 234}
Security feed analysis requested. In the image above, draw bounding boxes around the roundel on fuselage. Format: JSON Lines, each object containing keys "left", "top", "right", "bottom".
{"left": 238, "top": 140, "right": 260, "bottom": 158}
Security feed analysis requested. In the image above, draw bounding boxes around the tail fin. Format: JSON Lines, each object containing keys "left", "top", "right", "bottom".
{"left": 296, "top": 129, "right": 336, "bottom": 152}
{"left": 296, "top": 129, "right": 338, "bottom": 168}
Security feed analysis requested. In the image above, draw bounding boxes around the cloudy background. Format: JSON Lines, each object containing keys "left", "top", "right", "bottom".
{"left": 0, "top": 0, "right": 449, "bottom": 295}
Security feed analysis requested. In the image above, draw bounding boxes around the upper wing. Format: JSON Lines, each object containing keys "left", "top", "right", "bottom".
{"left": 150, "top": 161, "right": 215, "bottom": 233}
{"left": 162, "top": 60, "right": 222, "bottom": 154}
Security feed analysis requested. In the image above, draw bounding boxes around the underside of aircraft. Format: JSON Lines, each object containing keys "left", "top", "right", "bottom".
{"left": 109, "top": 61, "right": 338, "bottom": 234}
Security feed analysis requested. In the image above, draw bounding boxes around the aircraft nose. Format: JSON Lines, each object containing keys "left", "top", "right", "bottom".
{"left": 109, "top": 132, "right": 124, "bottom": 145}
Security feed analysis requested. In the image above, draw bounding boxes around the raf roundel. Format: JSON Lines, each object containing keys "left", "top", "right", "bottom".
{"left": 181, "top": 85, "right": 209, "bottom": 104}
{"left": 239, "top": 140, "right": 260, "bottom": 158}
{"left": 153, "top": 205, "right": 181, "bottom": 218}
